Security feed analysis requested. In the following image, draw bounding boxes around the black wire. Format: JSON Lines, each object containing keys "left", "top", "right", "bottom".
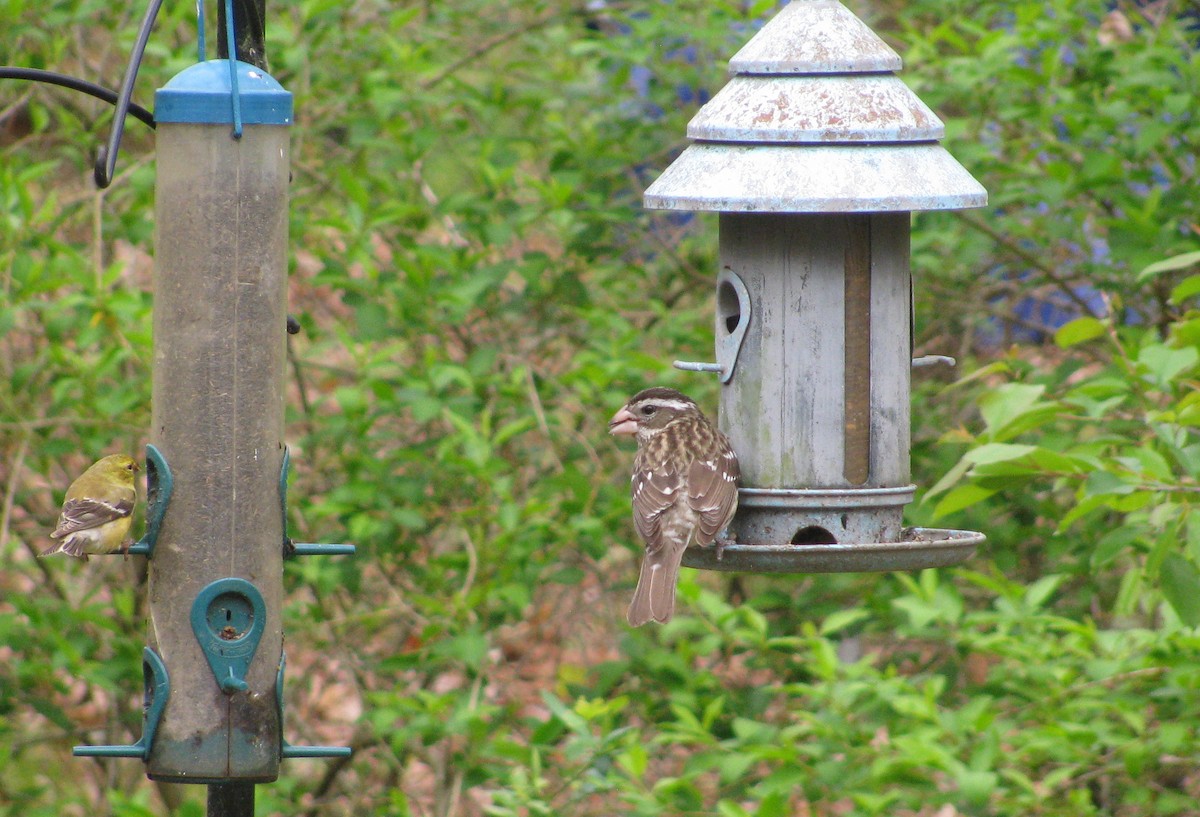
{"left": 0, "top": 67, "right": 156, "bottom": 129}
{"left": 94, "top": 0, "right": 165, "bottom": 188}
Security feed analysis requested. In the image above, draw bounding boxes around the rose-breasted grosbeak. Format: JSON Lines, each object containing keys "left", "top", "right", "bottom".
{"left": 608, "top": 387, "right": 739, "bottom": 626}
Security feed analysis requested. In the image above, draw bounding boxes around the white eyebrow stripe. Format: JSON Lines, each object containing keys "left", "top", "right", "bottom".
{"left": 638, "top": 399, "right": 692, "bottom": 412}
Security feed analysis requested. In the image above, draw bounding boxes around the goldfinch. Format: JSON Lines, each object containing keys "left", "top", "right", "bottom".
{"left": 41, "top": 454, "right": 139, "bottom": 560}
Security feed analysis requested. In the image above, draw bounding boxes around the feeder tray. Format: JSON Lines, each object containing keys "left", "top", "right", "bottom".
{"left": 683, "top": 528, "right": 985, "bottom": 574}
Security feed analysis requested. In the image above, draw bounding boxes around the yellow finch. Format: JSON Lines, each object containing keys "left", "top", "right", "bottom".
{"left": 41, "top": 454, "right": 139, "bottom": 560}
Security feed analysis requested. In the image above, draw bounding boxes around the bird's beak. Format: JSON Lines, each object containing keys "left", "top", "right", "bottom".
{"left": 608, "top": 406, "right": 638, "bottom": 437}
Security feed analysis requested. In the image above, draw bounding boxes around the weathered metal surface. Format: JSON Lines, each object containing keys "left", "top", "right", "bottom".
{"left": 645, "top": 0, "right": 985, "bottom": 216}
{"left": 715, "top": 213, "right": 917, "bottom": 548}
{"left": 869, "top": 214, "right": 912, "bottom": 488}
{"left": 728, "top": 0, "right": 902, "bottom": 75}
{"left": 730, "top": 484, "right": 916, "bottom": 547}
{"left": 682, "top": 527, "right": 985, "bottom": 573}
{"left": 688, "top": 74, "right": 943, "bottom": 143}
{"left": 717, "top": 213, "right": 910, "bottom": 485}
{"left": 644, "top": 143, "right": 986, "bottom": 213}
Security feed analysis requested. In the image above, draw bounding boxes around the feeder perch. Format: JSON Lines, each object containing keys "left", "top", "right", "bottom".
{"left": 275, "top": 654, "right": 354, "bottom": 760}
{"left": 280, "top": 447, "right": 356, "bottom": 558}
{"left": 644, "top": 0, "right": 986, "bottom": 572}
{"left": 74, "top": 648, "right": 169, "bottom": 760}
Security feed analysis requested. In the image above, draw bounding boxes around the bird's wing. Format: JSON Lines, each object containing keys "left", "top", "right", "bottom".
{"left": 51, "top": 496, "right": 134, "bottom": 538}
{"left": 632, "top": 463, "right": 684, "bottom": 553}
{"left": 687, "top": 444, "right": 739, "bottom": 544}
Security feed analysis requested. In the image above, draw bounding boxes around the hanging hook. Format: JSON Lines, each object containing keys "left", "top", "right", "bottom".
{"left": 197, "top": 0, "right": 207, "bottom": 62}
{"left": 94, "top": 0, "right": 164, "bottom": 188}
{"left": 222, "top": 0, "right": 244, "bottom": 138}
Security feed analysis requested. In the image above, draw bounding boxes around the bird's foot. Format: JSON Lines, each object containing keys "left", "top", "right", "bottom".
{"left": 715, "top": 534, "right": 736, "bottom": 562}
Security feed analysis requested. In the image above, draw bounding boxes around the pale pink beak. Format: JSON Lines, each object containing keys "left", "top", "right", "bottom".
{"left": 608, "top": 406, "right": 638, "bottom": 436}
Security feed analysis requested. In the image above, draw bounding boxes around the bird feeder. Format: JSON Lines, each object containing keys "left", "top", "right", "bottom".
{"left": 644, "top": 0, "right": 986, "bottom": 573}
{"left": 72, "top": 6, "right": 351, "bottom": 786}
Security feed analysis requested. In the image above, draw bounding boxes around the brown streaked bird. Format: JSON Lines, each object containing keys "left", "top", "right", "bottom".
{"left": 609, "top": 387, "right": 739, "bottom": 626}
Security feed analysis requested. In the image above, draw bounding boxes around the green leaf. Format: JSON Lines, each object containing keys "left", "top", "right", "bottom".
{"left": 354, "top": 301, "right": 391, "bottom": 341}
{"left": 924, "top": 456, "right": 973, "bottom": 500}
{"left": 1023, "top": 574, "right": 1065, "bottom": 610}
{"left": 1160, "top": 553, "right": 1200, "bottom": 625}
{"left": 978, "top": 384, "right": 1047, "bottom": 435}
{"left": 1059, "top": 494, "right": 1116, "bottom": 529}
{"left": 1170, "top": 274, "right": 1200, "bottom": 305}
{"left": 716, "top": 801, "right": 752, "bottom": 817}
{"left": 1084, "top": 470, "right": 1138, "bottom": 497}
{"left": 819, "top": 607, "right": 870, "bottom": 636}
{"left": 962, "top": 442, "right": 1038, "bottom": 465}
{"left": 1054, "top": 316, "right": 1106, "bottom": 347}
{"left": 1138, "top": 344, "right": 1198, "bottom": 386}
{"left": 756, "top": 792, "right": 789, "bottom": 817}
{"left": 956, "top": 769, "right": 999, "bottom": 808}
{"left": 1138, "top": 249, "right": 1200, "bottom": 280}
{"left": 1092, "top": 527, "right": 1141, "bottom": 569}
{"left": 933, "top": 484, "right": 997, "bottom": 519}
{"left": 619, "top": 743, "right": 648, "bottom": 778}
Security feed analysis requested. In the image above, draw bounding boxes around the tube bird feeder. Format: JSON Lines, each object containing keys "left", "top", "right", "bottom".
{"left": 644, "top": 0, "right": 986, "bottom": 573}
{"left": 73, "top": 26, "right": 351, "bottom": 789}
{"left": 145, "top": 54, "right": 292, "bottom": 783}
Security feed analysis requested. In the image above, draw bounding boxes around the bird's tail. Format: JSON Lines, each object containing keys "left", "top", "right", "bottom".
{"left": 627, "top": 547, "right": 682, "bottom": 627}
{"left": 40, "top": 535, "right": 84, "bottom": 558}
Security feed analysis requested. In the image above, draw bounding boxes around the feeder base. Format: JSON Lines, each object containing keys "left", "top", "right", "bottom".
{"left": 681, "top": 527, "right": 983, "bottom": 573}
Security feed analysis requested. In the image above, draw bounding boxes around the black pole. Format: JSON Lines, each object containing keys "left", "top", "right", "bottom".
{"left": 210, "top": 5, "right": 266, "bottom": 815}
{"left": 208, "top": 783, "right": 255, "bottom": 817}
{"left": 215, "top": 0, "right": 267, "bottom": 71}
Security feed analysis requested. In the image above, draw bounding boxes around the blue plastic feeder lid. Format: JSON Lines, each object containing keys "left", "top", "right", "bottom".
{"left": 155, "top": 60, "right": 292, "bottom": 125}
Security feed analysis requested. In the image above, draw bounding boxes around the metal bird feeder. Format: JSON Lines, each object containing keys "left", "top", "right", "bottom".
{"left": 645, "top": 0, "right": 986, "bottom": 573}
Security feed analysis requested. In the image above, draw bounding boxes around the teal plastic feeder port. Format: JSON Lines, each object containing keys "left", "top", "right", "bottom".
{"left": 191, "top": 578, "right": 267, "bottom": 695}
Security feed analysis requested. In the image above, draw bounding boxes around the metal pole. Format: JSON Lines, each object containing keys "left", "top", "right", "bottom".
{"left": 208, "top": 782, "right": 255, "bottom": 817}
{"left": 213, "top": 9, "right": 266, "bottom": 817}
{"left": 216, "top": 0, "right": 267, "bottom": 70}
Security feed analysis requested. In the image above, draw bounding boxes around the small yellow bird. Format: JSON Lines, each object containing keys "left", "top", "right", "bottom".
{"left": 41, "top": 454, "right": 139, "bottom": 560}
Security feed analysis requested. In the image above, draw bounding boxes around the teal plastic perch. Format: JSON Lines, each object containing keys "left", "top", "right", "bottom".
{"left": 286, "top": 542, "right": 357, "bottom": 556}
{"left": 278, "top": 447, "right": 356, "bottom": 558}
{"left": 74, "top": 648, "right": 169, "bottom": 759}
{"left": 276, "top": 653, "right": 353, "bottom": 759}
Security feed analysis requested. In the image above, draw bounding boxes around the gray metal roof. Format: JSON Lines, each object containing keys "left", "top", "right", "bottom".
{"left": 687, "top": 74, "right": 945, "bottom": 143}
{"left": 644, "top": 143, "right": 986, "bottom": 213}
{"left": 644, "top": 0, "right": 986, "bottom": 213}
{"left": 728, "top": 0, "right": 901, "bottom": 74}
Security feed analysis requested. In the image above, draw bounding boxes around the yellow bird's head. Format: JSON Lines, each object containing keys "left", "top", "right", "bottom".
{"left": 87, "top": 454, "right": 140, "bottom": 487}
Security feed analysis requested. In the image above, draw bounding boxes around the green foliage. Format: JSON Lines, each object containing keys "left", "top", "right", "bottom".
{"left": 4, "top": 0, "right": 1200, "bottom": 815}
{"left": 925, "top": 268, "right": 1200, "bottom": 626}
